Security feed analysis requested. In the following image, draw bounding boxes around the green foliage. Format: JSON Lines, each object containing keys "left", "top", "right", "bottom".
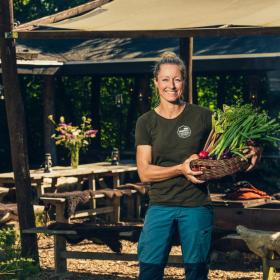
{"left": 99, "top": 77, "right": 133, "bottom": 150}
{"left": 14, "top": 0, "right": 90, "bottom": 23}
{"left": 150, "top": 79, "right": 159, "bottom": 109}
{"left": 20, "top": 76, "right": 44, "bottom": 166}
{"left": 0, "top": 227, "right": 40, "bottom": 279}
{"left": 197, "top": 76, "right": 218, "bottom": 110}
{"left": 196, "top": 75, "right": 246, "bottom": 111}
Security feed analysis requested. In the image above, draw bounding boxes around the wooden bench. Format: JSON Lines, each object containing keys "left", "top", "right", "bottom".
{"left": 23, "top": 225, "right": 183, "bottom": 278}
{"left": 40, "top": 194, "right": 118, "bottom": 224}
{"left": 0, "top": 186, "right": 9, "bottom": 201}
{"left": 40, "top": 188, "right": 143, "bottom": 224}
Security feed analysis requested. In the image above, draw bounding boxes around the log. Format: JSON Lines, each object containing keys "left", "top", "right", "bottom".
{"left": 237, "top": 225, "right": 280, "bottom": 258}
{"left": 14, "top": 0, "right": 112, "bottom": 31}
{"left": 0, "top": 0, "right": 38, "bottom": 261}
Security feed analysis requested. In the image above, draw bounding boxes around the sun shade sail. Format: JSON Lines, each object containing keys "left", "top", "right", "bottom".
{"left": 39, "top": 0, "right": 280, "bottom": 31}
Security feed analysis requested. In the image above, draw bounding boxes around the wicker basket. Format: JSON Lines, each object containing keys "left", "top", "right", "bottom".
{"left": 190, "top": 157, "right": 250, "bottom": 181}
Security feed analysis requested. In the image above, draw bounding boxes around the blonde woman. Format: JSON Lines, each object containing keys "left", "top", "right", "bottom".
{"left": 135, "top": 52, "right": 258, "bottom": 280}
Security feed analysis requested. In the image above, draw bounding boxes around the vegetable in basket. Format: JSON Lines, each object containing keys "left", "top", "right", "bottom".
{"left": 192, "top": 104, "right": 280, "bottom": 180}
{"left": 204, "top": 104, "right": 280, "bottom": 159}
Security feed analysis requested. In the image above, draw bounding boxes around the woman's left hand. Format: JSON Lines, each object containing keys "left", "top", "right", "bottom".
{"left": 243, "top": 146, "right": 262, "bottom": 171}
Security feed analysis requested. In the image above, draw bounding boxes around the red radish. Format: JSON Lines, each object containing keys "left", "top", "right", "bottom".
{"left": 192, "top": 166, "right": 201, "bottom": 172}
{"left": 198, "top": 150, "right": 209, "bottom": 159}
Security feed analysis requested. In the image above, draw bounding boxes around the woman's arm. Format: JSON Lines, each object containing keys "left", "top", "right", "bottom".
{"left": 136, "top": 145, "right": 205, "bottom": 184}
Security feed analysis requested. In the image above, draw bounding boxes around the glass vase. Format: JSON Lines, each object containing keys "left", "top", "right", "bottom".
{"left": 70, "top": 146, "right": 80, "bottom": 168}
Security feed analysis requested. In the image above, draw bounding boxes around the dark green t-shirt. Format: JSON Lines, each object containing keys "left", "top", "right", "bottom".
{"left": 135, "top": 104, "right": 212, "bottom": 207}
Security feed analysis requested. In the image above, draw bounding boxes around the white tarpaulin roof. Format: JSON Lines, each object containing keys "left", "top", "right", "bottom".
{"left": 41, "top": 0, "right": 280, "bottom": 31}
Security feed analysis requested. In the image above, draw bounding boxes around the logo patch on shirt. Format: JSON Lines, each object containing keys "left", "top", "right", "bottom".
{"left": 177, "top": 125, "right": 191, "bottom": 138}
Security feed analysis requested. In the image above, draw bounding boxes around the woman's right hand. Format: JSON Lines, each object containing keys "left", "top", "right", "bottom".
{"left": 181, "top": 154, "right": 205, "bottom": 184}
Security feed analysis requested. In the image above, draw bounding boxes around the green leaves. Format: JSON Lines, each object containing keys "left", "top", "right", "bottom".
{"left": 206, "top": 104, "right": 280, "bottom": 159}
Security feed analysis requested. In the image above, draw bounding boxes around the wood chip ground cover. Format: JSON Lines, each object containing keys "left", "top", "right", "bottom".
{"left": 34, "top": 235, "right": 280, "bottom": 279}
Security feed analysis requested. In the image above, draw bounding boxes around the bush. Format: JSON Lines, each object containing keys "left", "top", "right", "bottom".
{"left": 0, "top": 227, "right": 40, "bottom": 279}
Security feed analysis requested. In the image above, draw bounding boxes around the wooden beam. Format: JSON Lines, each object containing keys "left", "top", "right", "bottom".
{"left": 90, "top": 76, "right": 101, "bottom": 148}
{"left": 16, "top": 26, "right": 280, "bottom": 40}
{"left": 14, "top": 0, "right": 112, "bottom": 31}
{"left": 62, "top": 251, "right": 183, "bottom": 264}
{"left": 192, "top": 74, "right": 198, "bottom": 104}
{"left": 179, "top": 37, "right": 193, "bottom": 103}
{"left": 0, "top": 0, "right": 38, "bottom": 261}
{"left": 43, "top": 76, "right": 57, "bottom": 165}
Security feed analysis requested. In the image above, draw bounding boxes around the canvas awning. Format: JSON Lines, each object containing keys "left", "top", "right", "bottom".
{"left": 40, "top": 0, "right": 280, "bottom": 31}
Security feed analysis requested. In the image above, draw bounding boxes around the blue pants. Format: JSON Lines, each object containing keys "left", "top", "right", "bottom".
{"left": 138, "top": 205, "right": 213, "bottom": 280}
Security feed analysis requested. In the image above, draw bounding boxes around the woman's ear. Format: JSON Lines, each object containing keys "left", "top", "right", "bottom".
{"left": 153, "top": 78, "right": 158, "bottom": 89}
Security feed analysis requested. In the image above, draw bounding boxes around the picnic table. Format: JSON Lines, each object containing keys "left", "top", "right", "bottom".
{"left": 0, "top": 161, "right": 137, "bottom": 196}
{"left": 0, "top": 162, "right": 138, "bottom": 223}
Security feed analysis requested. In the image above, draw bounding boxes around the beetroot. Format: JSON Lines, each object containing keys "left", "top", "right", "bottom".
{"left": 198, "top": 150, "right": 209, "bottom": 159}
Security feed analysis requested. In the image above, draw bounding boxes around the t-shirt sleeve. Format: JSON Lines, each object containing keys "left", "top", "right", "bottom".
{"left": 135, "top": 116, "right": 151, "bottom": 146}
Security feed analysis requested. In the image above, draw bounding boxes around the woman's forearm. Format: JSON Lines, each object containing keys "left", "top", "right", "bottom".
{"left": 137, "top": 163, "right": 183, "bottom": 183}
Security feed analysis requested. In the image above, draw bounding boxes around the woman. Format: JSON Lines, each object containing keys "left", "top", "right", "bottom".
{"left": 135, "top": 52, "right": 259, "bottom": 280}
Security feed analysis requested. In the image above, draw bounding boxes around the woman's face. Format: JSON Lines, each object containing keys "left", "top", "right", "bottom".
{"left": 154, "top": 63, "right": 184, "bottom": 103}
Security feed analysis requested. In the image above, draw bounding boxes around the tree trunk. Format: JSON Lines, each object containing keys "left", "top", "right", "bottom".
{"left": 0, "top": 0, "right": 38, "bottom": 261}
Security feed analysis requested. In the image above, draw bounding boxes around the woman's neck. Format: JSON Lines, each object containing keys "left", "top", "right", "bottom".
{"left": 155, "top": 100, "right": 186, "bottom": 119}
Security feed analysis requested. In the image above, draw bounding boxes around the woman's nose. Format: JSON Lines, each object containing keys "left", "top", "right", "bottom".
{"left": 169, "top": 79, "right": 176, "bottom": 88}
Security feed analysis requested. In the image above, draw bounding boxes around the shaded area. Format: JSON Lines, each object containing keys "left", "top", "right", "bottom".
{"left": 16, "top": 36, "right": 280, "bottom": 62}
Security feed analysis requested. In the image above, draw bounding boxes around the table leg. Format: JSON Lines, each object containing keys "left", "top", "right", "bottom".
{"left": 51, "top": 178, "right": 58, "bottom": 188}
{"left": 35, "top": 179, "right": 44, "bottom": 196}
{"left": 88, "top": 174, "right": 96, "bottom": 209}
{"left": 110, "top": 196, "right": 120, "bottom": 223}
{"left": 113, "top": 174, "right": 120, "bottom": 188}
{"left": 55, "top": 203, "right": 70, "bottom": 224}
{"left": 136, "top": 193, "right": 142, "bottom": 219}
{"left": 54, "top": 235, "right": 67, "bottom": 275}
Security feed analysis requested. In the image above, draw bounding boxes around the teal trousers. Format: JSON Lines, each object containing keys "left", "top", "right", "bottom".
{"left": 138, "top": 205, "right": 213, "bottom": 280}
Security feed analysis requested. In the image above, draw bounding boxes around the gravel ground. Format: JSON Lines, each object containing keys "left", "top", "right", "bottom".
{"left": 34, "top": 235, "right": 280, "bottom": 280}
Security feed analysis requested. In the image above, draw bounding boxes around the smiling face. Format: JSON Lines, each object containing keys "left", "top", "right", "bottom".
{"left": 154, "top": 63, "right": 184, "bottom": 104}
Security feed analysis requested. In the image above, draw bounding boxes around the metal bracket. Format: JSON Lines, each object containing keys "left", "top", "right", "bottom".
{"left": 4, "top": 31, "right": 18, "bottom": 39}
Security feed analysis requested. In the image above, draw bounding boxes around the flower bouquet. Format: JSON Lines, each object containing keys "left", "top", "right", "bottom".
{"left": 190, "top": 104, "right": 280, "bottom": 180}
{"left": 48, "top": 115, "right": 98, "bottom": 168}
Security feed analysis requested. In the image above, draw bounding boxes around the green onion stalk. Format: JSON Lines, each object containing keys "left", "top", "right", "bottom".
{"left": 204, "top": 104, "right": 280, "bottom": 160}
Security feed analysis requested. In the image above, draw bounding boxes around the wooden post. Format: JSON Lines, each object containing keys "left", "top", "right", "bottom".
{"left": 90, "top": 76, "right": 101, "bottom": 148}
{"left": 179, "top": 37, "right": 193, "bottom": 103}
{"left": 54, "top": 235, "right": 67, "bottom": 275}
{"left": 43, "top": 75, "right": 57, "bottom": 164}
{"left": 0, "top": 0, "right": 38, "bottom": 260}
{"left": 262, "top": 251, "right": 276, "bottom": 280}
{"left": 192, "top": 74, "right": 198, "bottom": 104}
